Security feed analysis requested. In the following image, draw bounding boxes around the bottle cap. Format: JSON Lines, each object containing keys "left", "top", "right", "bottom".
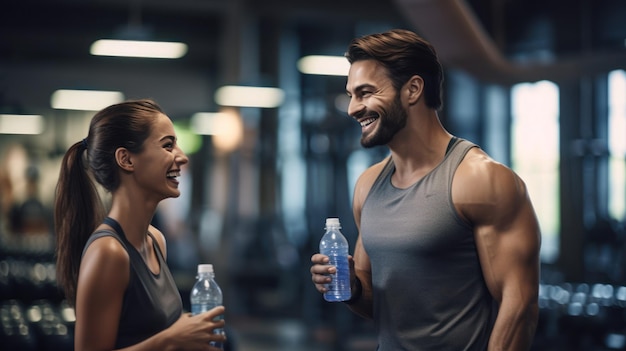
{"left": 197, "top": 264, "right": 214, "bottom": 274}
{"left": 325, "top": 217, "right": 341, "bottom": 227}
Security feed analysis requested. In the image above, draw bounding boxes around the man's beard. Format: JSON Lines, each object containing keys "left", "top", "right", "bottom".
{"left": 361, "top": 93, "right": 408, "bottom": 148}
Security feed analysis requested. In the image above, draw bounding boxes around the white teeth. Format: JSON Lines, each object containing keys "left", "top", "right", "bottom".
{"left": 166, "top": 171, "right": 180, "bottom": 178}
{"left": 360, "top": 118, "right": 377, "bottom": 127}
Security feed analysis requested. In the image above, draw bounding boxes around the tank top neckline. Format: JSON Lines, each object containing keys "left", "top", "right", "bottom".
{"left": 386, "top": 136, "right": 460, "bottom": 190}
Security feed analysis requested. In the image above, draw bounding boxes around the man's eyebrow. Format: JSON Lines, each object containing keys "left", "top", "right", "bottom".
{"left": 160, "top": 135, "right": 176, "bottom": 142}
{"left": 347, "top": 83, "right": 375, "bottom": 95}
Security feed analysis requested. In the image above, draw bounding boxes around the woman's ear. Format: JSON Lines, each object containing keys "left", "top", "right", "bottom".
{"left": 115, "top": 147, "right": 134, "bottom": 172}
{"left": 406, "top": 75, "right": 424, "bottom": 105}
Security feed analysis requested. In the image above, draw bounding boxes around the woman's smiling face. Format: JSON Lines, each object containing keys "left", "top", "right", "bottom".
{"left": 130, "top": 113, "right": 189, "bottom": 201}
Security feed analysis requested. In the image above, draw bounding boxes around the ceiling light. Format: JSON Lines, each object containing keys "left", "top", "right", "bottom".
{"left": 0, "top": 114, "right": 45, "bottom": 135}
{"left": 90, "top": 39, "right": 188, "bottom": 59}
{"left": 297, "top": 55, "right": 350, "bottom": 76}
{"left": 51, "top": 89, "right": 125, "bottom": 111}
{"left": 214, "top": 86, "right": 285, "bottom": 108}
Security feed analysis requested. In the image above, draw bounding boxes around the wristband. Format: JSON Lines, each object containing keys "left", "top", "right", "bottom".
{"left": 343, "top": 276, "right": 363, "bottom": 305}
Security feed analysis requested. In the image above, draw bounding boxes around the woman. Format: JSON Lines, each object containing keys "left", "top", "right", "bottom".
{"left": 55, "top": 99, "right": 226, "bottom": 350}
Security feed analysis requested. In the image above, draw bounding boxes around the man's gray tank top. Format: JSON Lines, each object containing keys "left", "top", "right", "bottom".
{"left": 361, "top": 138, "right": 496, "bottom": 350}
{"left": 82, "top": 217, "right": 183, "bottom": 348}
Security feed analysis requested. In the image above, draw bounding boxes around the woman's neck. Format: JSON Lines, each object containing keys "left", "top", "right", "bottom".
{"left": 108, "top": 189, "right": 156, "bottom": 244}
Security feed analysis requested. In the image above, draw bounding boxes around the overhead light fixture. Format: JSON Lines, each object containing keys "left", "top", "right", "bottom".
{"left": 297, "top": 55, "right": 350, "bottom": 76}
{"left": 89, "top": 1, "right": 187, "bottom": 59}
{"left": 0, "top": 114, "right": 45, "bottom": 135}
{"left": 214, "top": 86, "right": 285, "bottom": 108}
{"left": 90, "top": 39, "right": 188, "bottom": 59}
{"left": 51, "top": 89, "right": 125, "bottom": 111}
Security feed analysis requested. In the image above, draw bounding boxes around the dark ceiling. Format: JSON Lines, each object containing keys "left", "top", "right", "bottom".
{"left": 1, "top": 0, "right": 625, "bottom": 115}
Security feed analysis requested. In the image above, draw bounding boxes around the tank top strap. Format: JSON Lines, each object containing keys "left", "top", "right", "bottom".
{"left": 376, "top": 156, "right": 395, "bottom": 182}
{"left": 103, "top": 216, "right": 126, "bottom": 238}
{"left": 445, "top": 138, "right": 479, "bottom": 171}
{"left": 102, "top": 216, "right": 164, "bottom": 260}
{"left": 146, "top": 231, "right": 165, "bottom": 261}
{"left": 445, "top": 136, "right": 459, "bottom": 155}
{"left": 82, "top": 217, "right": 129, "bottom": 258}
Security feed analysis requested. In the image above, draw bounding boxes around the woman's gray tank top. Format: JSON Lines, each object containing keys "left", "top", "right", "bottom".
{"left": 81, "top": 217, "right": 183, "bottom": 348}
{"left": 361, "top": 138, "right": 496, "bottom": 350}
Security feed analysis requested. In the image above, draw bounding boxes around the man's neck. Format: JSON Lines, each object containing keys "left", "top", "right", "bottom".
{"left": 387, "top": 113, "right": 452, "bottom": 187}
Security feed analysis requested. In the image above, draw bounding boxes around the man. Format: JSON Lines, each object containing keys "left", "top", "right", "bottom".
{"left": 310, "top": 29, "right": 541, "bottom": 350}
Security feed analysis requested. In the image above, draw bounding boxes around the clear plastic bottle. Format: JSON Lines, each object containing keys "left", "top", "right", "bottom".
{"left": 319, "top": 217, "right": 351, "bottom": 302}
{"left": 190, "top": 264, "right": 224, "bottom": 348}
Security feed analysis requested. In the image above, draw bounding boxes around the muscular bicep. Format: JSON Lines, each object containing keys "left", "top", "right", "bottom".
{"left": 352, "top": 160, "right": 383, "bottom": 278}
{"left": 75, "top": 237, "right": 129, "bottom": 351}
{"left": 454, "top": 153, "right": 541, "bottom": 304}
{"left": 474, "top": 190, "right": 541, "bottom": 304}
{"left": 348, "top": 163, "right": 382, "bottom": 318}
{"left": 352, "top": 174, "right": 372, "bottom": 279}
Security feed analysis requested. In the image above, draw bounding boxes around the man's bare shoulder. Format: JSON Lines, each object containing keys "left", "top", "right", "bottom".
{"left": 457, "top": 147, "right": 519, "bottom": 186}
{"left": 454, "top": 147, "right": 531, "bottom": 222}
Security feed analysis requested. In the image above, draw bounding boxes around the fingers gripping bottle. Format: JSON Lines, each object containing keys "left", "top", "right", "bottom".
{"left": 190, "top": 264, "right": 224, "bottom": 348}
{"left": 319, "top": 217, "right": 351, "bottom": 302}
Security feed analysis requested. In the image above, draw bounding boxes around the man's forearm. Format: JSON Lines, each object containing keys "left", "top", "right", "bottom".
{"left": 488, "top": 301, "right": 538, "bottom": 351}
{"left": 344, "top": 275, "right": 373, "bottom": 319}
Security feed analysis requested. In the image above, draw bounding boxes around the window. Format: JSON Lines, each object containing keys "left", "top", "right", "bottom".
{"left": 511, "top": 81, "right": 560, "bottom": 263}
{"left": 608, "top": 70, "right": 626, "bottom": 222}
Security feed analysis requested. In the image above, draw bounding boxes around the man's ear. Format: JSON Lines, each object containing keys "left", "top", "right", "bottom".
{"left": 115, "top": 147, "right": 134, "bottom": 172}
{"left": 406, "top": 75, "right": 424, "bottom": 105}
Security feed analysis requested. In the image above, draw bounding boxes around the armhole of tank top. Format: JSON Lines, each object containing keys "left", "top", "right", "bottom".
{"left": 363, "top": 156, "right": 394, "bottom": 205}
